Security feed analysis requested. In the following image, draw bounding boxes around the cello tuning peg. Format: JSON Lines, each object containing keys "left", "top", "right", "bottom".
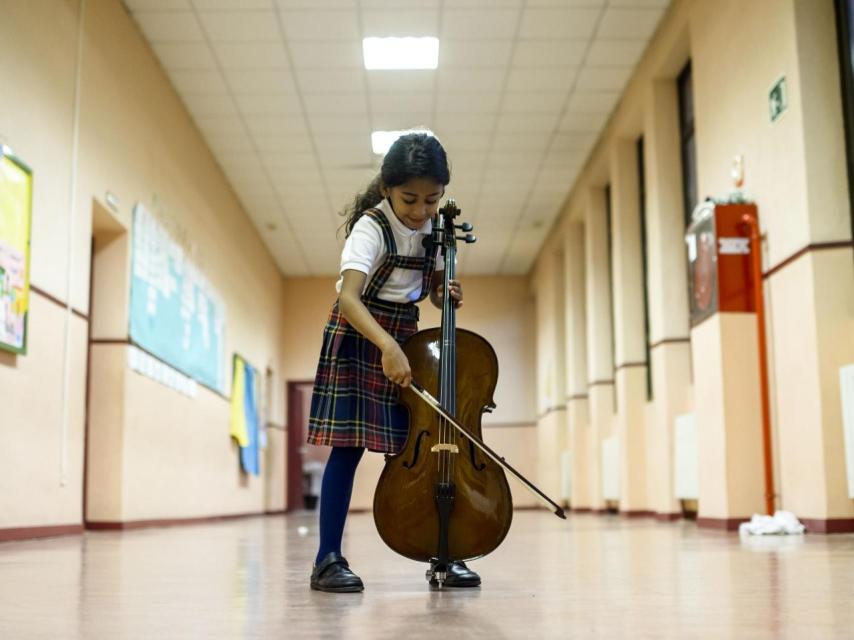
{"left": 456, "top": 234, "right": 476, "bottom": 243}
{"left": 455, "top": 222, "right": 473, "bottom": 232}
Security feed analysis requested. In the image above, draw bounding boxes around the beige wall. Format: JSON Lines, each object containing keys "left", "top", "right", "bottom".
{"left": 530, "top": 0, "right": 854, "bottom": 525}
{"left": 1, "top": 0, "right": 288, "bottom": 529}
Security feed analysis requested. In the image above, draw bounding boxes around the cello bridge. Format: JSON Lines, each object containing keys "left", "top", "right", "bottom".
{"left": 430, "top": 443, "right": 459, "bottom": 454}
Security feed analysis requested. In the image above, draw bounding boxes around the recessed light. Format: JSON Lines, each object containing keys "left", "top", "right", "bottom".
{"left": 371, "top": 129, "right": 435, "bottom": 155}
{"left": 362, "top": 37, "right": 439, "bottom": 70}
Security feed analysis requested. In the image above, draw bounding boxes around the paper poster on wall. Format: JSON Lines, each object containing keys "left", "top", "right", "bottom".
{"left": 0, "top": 147, "right": 33, "bottom": 354}
{"left": 129, "top": 203, "right": 226, "bottom": 393}
{"left": 229, "top": 354, "right": 261, "bottom": 476}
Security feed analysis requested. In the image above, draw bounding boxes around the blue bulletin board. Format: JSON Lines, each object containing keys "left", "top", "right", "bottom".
{"left": 0, "top": 147, "right": 33, "bottom": 355}
{"left": 129, "top": 203, "right": 226, "bottom": 393}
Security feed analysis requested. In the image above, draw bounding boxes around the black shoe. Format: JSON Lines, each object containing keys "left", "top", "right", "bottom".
{"left": 429, "top": 560, "right": 481, "bottom": 588}
{"left": 310, "top": 552, "right": 364, "bottom": 593}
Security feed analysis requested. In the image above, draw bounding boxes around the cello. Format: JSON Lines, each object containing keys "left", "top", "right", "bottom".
{"left": 373, "top": 200, "right": 566, "bottom": 588}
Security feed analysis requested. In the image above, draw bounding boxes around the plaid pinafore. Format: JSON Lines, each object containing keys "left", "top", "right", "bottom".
{"left": 306, "top": 207, "right": 437, "bottom": 453}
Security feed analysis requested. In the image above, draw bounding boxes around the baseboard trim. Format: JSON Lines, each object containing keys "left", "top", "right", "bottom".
{"left": 800, "top": 517, "right": 854, "bottom": 534}
{"left": 654, "top": 512, "right": 684, "bottom": 522}
{"left": 619, "top": 510, "right": 656, "bottom": 518}
{"left": 696, "top": 517, "right": 747, "bottom": 531}
{"left": 86, "top": 511, "right": 269, "bottom": 531}
{"left": 0, "top": 523, "right": 84, "bottom": 543}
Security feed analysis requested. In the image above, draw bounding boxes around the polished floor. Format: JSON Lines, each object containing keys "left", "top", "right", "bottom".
{"left": 1, "top": 510, "right": 853, "bottom": 639}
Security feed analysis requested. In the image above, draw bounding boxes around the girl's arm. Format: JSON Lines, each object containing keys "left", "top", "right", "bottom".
{"left": 338, "top": 269, "right": 412, "bottom": 387}
{"left": 429, "top": 270, "right": 464, "bottom": 309}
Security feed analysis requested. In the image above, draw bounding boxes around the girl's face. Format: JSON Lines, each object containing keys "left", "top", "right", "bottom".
{"left": 384, "top": 177, "right": 445, "bottom": 230}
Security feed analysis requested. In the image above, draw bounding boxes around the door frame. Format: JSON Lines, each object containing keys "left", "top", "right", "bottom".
{"left": 286, "top": 379, "right": 315, "bottom": 512}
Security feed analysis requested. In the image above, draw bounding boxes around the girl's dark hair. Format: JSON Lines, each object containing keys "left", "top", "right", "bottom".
{"left": 341, "top": 132, "right": 450, "bottom": 237}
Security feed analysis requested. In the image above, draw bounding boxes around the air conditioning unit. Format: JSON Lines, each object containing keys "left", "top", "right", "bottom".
{"left": 674, "top": 413, "right": 699, "bottom": 499}
{"left": 840, "top": 364, "right": 854, "bottom": 499}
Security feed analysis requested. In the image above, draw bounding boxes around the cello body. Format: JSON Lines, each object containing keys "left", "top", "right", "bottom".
{"left": 372, "top": 327, "right": 513, "bottom": 563}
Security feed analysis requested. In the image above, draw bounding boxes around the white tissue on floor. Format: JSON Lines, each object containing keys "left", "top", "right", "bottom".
{"left": 739, "top": 510, "right": 806, "bottom": 535}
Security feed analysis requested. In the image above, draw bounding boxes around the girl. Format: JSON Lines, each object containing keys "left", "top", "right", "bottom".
{"left": 306, "top": 132, "right": 480, "bottom": 593}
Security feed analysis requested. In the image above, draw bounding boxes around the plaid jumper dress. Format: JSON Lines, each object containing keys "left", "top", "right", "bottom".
{"left": 306, "top": 207, "right": 437, "bottom": 453}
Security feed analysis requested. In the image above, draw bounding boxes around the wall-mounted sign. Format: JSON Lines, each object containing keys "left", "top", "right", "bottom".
{"left": 769, "top": 76, "right": 788, "bottom": 123}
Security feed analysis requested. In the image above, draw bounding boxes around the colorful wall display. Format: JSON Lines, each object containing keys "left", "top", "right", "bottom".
{"left": 0, "top": 147, "right": 33, "bottom": 354}
{"left": 129, "top": 203, "right": 226, "bottom": 393}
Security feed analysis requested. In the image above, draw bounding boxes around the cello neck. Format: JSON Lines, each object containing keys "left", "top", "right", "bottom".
{"left": 438, "top": 237, "right": 457, "bottom": 415}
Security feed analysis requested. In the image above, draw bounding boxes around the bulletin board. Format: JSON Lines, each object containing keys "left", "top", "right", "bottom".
{"left": 0, "top": 146, "right": 33, "bottom": 354}
{"left": 129, "top": 203, "right": 226, "bottom": 393}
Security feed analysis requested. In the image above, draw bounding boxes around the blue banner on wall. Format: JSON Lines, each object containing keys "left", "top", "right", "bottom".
{"left": 129, "top": 203, "right": 226, "bottom": 393}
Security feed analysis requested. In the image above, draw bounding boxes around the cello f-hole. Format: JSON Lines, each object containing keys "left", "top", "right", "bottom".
{"left": 403, "top": 429, "right": 431, "bottom": 469}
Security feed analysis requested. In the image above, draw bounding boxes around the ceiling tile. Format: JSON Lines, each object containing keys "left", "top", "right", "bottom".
{"left": 558, "top": 110, "right": 609, "bottom": 131}
{"left": 276, "top": 0, "right": 355, "bottom": 7}
{"left": 366, "top": 70, "right": 435, "bottom": 93}
{"left": 181, "top": 93, "right": 238, "bottom": 117}
{"left": 519, "top": 8, "right": 600, "bottom": 39}
{"left": 169, "top": 69, "right": 228, "bottom": 94}
{"left": 586, "top": 39, "right": 647, "bottom": 66}
{"left": 152, "top": 42, "right": 217, "bottom": 69}
{"left": 597, "top": 8, "right": 664, "bottom": 39}
{"left": 444, "top": 0, "right": 522, "bottom": 6}
{"left": 195, "top": 115, "right": 246, "bottom": 137}
{"left": 551, "top": 131, "right": 598, "bottom": 151}
{"left": 280, "top": 10, "right": 360, "bottom": 39}
{"left": 307, "top": 113, "right": 371, "bottom": 134}
{"left": 234, "top": 93, "right": 302, "bottom": 116}
{"left": 245, "top": 114, "right": 308, "bottom": 136}
{"left": 360, "top": 10, "right": 439, "bottom": 36}
{"left": 133, "top": 11, "right": 204, "bottom": 42}
{"left": 496, "top": 112, "right": 559, "bottom": 132}
{"left": 296, "top": 69, "right": 365, "bottom": 93}
{"left": 289, "top": 41, "right": 363, "bottom": 68}
{"left": 439, "top": 40, "right": 513, "bottom": 68}
{"left": 527, "top": 0, "right": 604, "bottom": 6}
{"left": 436, "top": 92, "right": 501, "bottom": 114}
{"left": 371, "top": 112, "right": 433, "bottom": 130}
{"left": 261, "top": 151, "right": 318, "bottom": 171}
{"left": 492, "top": 131, "right": 550, "bottom": 152}
{"left": 564, "top": 91, "right": 620, "bottom": 113}
{"left": 302, "top": 93, "right": 368, "bottom": 115}
{"left": 253, "top": 132, "right": 314, "bottom": 152}
{"left": 203, "top": 131, "right": 255, "bottom": 154}
{"left": 192, "top": 0, "right": 274, "bottom": 8}
{"left": 502, "top": 91, "right": 567, "bottom": 113}
{"left": 442, "top": 9, "right": 520, "bottom": 39}
{"left": 438, "top": 68, "right": 505, "bottom": 93}
{"left": 512, "top": 40, "right": 587, "bottom": 67}
{"left": 433, "top": 112, "right": 496, "bottom": 133}
{"left": 574, "top": 66, "right": 632, "bottom": 91}
{"left": 506, "top": 67, "right": 577, "bottom": 92}
{"left": 370, "top": 92, "right": 433, "bottom": 115}
{"left": 441, "top": 132, "right": 491, "bottom": 152}
{"left": 126, "top": 0, "right": 191, "bottom": 9}
{"left": 211, "top": 42, "right": 290, "bottom": 69}
{"left": 224, "top": 69, "right": 296, "bottom": 93}
{"left": 198, "top": 11, "right": 280, "bottom": 42}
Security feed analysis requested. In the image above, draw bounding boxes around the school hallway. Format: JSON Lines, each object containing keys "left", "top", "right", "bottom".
{"left": 1, "top": 510, "right": 853, "bottom": 639}
{"left": 4, "top": 0, "right": 854, "bottom": 638}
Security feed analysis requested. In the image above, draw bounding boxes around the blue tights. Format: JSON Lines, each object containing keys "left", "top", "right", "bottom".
{"left": 315, "top": 446, "right": 365, "bottom": 564}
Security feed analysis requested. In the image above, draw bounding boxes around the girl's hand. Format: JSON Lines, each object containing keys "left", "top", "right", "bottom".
{"left": 381, "top": 339, "right": 412, "bottom": 387}
{"left": 448, "top": 279, "right": 463, "bottom": 308}
{"left": 435, "top": 279, "right": 464, "bottom": 308}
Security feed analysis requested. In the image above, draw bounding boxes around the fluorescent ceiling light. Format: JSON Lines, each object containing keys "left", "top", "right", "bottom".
{"left": 362, "top": 37, "right": 439, "bottom": 70}
{"left": 371, "top": 130, "right": 435, "bottom": 155}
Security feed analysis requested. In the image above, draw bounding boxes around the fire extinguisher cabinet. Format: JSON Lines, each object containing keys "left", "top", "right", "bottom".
{"left": 685, "top": 200, "right": 758, "bottom": 326}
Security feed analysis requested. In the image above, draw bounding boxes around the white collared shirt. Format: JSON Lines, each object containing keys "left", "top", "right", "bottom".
{"left": 335, "top": 199, "right": 444, "bottom": 303}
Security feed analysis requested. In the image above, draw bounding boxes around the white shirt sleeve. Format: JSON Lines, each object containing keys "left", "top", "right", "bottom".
{"left": 340, "top": 215, "right": 385, "bottom": 275}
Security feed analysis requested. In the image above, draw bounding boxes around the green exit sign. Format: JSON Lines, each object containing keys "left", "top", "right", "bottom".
{"left": 769, "top": 76, "right": 788, "bottom": 123}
